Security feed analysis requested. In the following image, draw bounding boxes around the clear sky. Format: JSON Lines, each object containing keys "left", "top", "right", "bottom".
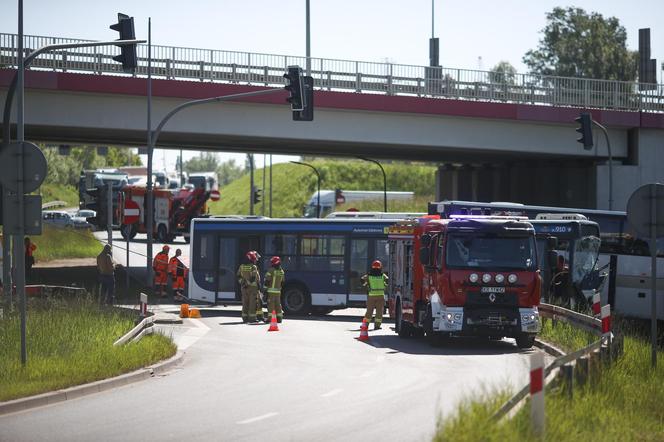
{"left": 2, "top": 0, "right": 663, "bottom": 170}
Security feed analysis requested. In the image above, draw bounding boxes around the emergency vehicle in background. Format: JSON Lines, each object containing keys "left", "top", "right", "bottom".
{"left": 119, "top": 185, "right": 218, "bottom": 243}
{"left": 387, "top": 216, "right": 545, "bottom": 348}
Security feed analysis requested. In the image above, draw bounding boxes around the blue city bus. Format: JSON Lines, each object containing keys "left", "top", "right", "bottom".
{"left": 188, "top": 218, "right": 396, "bottom": 315}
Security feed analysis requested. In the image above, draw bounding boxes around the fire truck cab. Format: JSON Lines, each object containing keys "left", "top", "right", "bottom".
{"left": 387, "top": 216, "right": 543, "bottom": 348}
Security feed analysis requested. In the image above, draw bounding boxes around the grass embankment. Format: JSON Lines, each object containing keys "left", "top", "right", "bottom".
{"left": 0, "top": 298, "right": 176, "bottom": 402}
{"left": 31, "top": 225, "right": 100, "bottom": 262}
{"left": 208, "top": 160, "right": 437, "bottom": 217}
{"left": 40, "top": 183, "right": 79, "bottom": 208}
{"left": 336, "top": 195, "right": 433, "bottom": 213}
{"left": 434, "top": 320, "right": 664, "bottom": 441}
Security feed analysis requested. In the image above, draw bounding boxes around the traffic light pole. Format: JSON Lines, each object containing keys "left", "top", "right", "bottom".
{"left": 145, "top": 88, "right": 287, "bottom": 278}
{"left": 249, "top": 154, "right": 255, "bottom": 216}
{"left": 107, "top": 183, "right": 113, "bottom": 246}
{"left": 16, "top": 0, "right": 26, "bottom": 365}
{"left": 592, "top": 121, "right": 613, "bottom": 211}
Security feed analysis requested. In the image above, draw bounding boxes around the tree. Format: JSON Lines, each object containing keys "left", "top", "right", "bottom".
{"left": 489, "top": 61, "right": 517, "bottom": 85}
{"left": 216, "top": 159, "right": 244, "bottom": 187}
{"left": 184, "top": 152, "right": 219, "bottom": 173}
{"left": 523, "top": 7, "right": 638, "bottom": 81}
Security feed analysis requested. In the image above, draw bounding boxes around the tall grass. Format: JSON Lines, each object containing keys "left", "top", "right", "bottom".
{"left": 30, "top": 225, "right": 101, "bottom": 262}
{"left": 435, "top": 325, "right": 664, "bottom": 441}
{"left": 0, "top": 297, "right": 176, "bottom": 401}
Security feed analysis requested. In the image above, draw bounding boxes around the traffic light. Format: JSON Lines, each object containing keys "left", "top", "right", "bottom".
{"left": 284, "top": 66, "right": 305, "bottom": 112}
{"left": 575, "top": 112, "right": 594, "bottom": 150}
{"left": 293, "top": 76, "right": 314, "bottom": 122}
{"left": 110, "top": 13, "right": 138, "bottom": 73}
{"left": 253, "top": 187, "right": 262, "bottom": 205}
{"left": 85, "top": 185, "right": 108, "bottom": 229}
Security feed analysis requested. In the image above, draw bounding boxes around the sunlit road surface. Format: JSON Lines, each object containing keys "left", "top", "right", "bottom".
{"left": 0, "top": 307, "right": 547, "bottom": 442}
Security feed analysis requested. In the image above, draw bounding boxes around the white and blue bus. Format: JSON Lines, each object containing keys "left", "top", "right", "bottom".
{"left": 428, "top": 200, "right": 664, "bottom": 320}
{"left": 188, "top": 218, "right": 399, "bottom": 315}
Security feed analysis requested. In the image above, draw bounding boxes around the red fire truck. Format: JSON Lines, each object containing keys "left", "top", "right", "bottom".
{"left": 387, "top": 216, "right": 543, "bottom": 348}
{"left": 119, "top": 185, "right": 215, "bottom": 243}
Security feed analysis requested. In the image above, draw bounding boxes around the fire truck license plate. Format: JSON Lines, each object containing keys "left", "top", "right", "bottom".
{"left": 481, "top": 287, "right": 505, "bottom": 293}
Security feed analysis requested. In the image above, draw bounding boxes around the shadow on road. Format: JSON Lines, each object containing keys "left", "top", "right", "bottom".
{"left": 362, "top": 332, "right": 533, "bottom": 356}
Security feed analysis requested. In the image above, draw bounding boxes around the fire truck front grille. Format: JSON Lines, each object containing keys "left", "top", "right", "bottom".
{"left": 466, "top": 291, "right": 518, "bottom": 307}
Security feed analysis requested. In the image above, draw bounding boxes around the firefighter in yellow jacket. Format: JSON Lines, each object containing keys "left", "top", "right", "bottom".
{"left": 237, "top": 251, "right": 261, "bottom": 323}
{"left": 264, "top": 256, "right": 285, "bottom": 323}
{"left": 361, "top": 260, "right": 389, "bottom": 330}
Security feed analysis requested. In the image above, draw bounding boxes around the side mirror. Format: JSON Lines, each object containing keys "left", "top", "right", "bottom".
{"left": 420, "top": 234, "right": 432, "bottom": 247}
{"left": 547, "top": 236, "right": 558, "bottom": 249}
{"left": 419, "top": 247, "right": 430, "bottom": 266}
{"left": 547, "top": 251, "right": 558, "bottom": 269}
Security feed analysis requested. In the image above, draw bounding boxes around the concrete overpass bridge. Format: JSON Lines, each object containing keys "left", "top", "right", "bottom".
{"left": 1, "top": 33, "right": 663, "bottom": 210}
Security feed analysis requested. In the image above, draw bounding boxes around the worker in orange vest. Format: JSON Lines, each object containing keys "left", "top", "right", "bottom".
{"left": 169, "top": 248, "right": 188, "bottom": 302}
{"left": 153, "top": 245, "right": 170, "bottom": 298}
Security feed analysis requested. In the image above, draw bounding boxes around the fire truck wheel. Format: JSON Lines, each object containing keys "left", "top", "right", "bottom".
{"left": 396, "top": 301, "right": 411, "bottom": 338}
{"left": 157, "top": 224, "right": 169, "bottom": 243}
{"left": 515, "top": 334, "right": 536, "bottom": 349}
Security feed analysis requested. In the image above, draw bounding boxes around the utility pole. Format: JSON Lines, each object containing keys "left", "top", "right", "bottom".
{"left": 249, "top": 154, "right": 254, "bottom": 215}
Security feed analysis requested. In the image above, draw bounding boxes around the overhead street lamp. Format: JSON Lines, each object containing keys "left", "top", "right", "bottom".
{"left": 290, "top": 161, "right": 321, "bottom": 218}
{"left": 357, "top": 156, "right": 387, "bottom": 212}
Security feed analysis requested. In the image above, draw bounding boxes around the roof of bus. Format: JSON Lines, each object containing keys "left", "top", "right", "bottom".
{"left": 192, "top": 217, "right": 396, "bottom": 233}
{"left": 430, "top": 200, "right": 627, "bottom": 217}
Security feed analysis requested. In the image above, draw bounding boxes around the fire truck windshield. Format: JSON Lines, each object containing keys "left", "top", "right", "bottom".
{"left": 445, "top": 234, "right": 537, "bottom": 271}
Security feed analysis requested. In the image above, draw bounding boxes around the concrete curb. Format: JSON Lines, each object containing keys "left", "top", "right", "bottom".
{"left": 0, "top": 351, "right": 184, "bottom": 416}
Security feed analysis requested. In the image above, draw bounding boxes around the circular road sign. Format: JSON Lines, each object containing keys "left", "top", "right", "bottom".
{"left": 123, "top": 199, "right": 140, "bottom": 225}
{"left": 626, "top": 183, "right": 664, "bottom": 238}
{"left": 209, "top": 190, "right": 221, "bottom": 201}
{"left": 0, "top": 141, "right": 47, "bottom": 193}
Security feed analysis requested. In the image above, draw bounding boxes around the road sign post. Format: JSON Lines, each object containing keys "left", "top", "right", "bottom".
{"left": 122, "top": 199, "right": 140, "bottom": 289}
{"left": 627, "top": 183, "right": 664, "bottom": 368}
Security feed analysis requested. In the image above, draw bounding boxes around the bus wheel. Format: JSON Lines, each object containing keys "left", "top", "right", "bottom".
{"left": 396, "top": 301, "right": 411, "bottom": 338}
{"left": 282, "top": 285, "right": 310, "bottom": 316}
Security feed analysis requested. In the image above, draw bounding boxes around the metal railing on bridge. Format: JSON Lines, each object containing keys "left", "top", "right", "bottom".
{"left": 1, "top": 33, "right": 663, "bottom": 113}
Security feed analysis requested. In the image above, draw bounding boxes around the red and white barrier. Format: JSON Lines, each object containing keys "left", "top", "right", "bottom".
{"left": 601, "top": 304, "right": 611, "bottom": 336}
{"left": 592, "top": 292, "right": 601, "bottom": 316}
{"left": 530, "top": 351, "right": 545, "bottom": 435}
{"left": 140, "top": 293, "right": 148, "bottom": 318}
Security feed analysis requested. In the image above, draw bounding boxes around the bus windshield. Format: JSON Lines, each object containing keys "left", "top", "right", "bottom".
{"left": 571, "top": 236, "right": 601, "bottom": 283}
{"left": 445, "top": 234, "right": 536, "bottom": 271}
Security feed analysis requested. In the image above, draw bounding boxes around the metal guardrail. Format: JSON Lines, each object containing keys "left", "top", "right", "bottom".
{"left": 41, "top": 200, "right": 67, "bottom": 209}
{"left": 492, "top": 303, "right": 608, "bottom": 421}
{"left": 113, "top": 314, "right": 155, "bottom": 346}
{"left": 1, "top": 33, "right": 663, "bottom": 113}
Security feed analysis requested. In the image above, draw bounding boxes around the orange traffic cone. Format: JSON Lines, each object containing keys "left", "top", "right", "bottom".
{"left": 180, "top": 304, "right": 190, "bottom": 318}
{"left": 268, "top": 310, "right": 279, "bottom": 332}
{"left": 358, "top": 318, "right": 369, "bottom": 341}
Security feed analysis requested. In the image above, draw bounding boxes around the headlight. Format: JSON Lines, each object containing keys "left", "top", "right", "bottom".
{"left": 522, "top": 314, "right": 537, "bottom": 323}
{"left": 508, "top": 274, "right": 518, "bottom": 284}
{"left": 495, "top": 274, "right": 505, "bottom": 283}
{"left": 469, "top": 273, "right": 479, "bottom": 283}
{"left": 482, "top": 273, "right": 492, "bottom": 283}
{"left": 454, "top": 313, "right": 462, "bottom": 320}
{"left": 446, "top": 313, "right": 453, "bottom": 320}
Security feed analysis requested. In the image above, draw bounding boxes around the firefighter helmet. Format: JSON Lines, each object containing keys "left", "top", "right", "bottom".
{"left": 162, "top": 245, "right": 170, "bottom": 252}
{"left": 246, "top": 251, "right": 258, "bottom": 263}
{"left": 371, "top": 260, "right": 382, "bottom": 269}
{"left": 270, "top": 256, "right": 281, "bottom": 266}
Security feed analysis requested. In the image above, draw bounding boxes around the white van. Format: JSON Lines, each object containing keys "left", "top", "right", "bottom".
{"left": 303, "top": 190, "right": 414, "bottom": 217}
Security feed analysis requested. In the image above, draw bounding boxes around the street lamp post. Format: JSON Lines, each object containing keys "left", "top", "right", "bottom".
{"left": 290, "top": 161, "right": 320, "bottom": 217}
{"left": 358, "top": 156, "right": 387, "bottom": 212}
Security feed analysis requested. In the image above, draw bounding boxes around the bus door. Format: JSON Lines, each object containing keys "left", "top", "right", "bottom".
{"left": 217, "top": 236, "right": 238, "bottom": 301}
{"left": 237, "top": 235, "right": 262, "bottom": 298}
{"left": 348, "top": 238, "right": 370, "bottom": 303}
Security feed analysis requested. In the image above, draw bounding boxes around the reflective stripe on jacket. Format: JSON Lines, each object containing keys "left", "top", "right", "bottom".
{"left": 367, "top": 274, "right": 387, "bottom": 296}
{"left": 169, "top": 257, "right": 187, "bottom": 277}
{"left": 237, "top": 264, "right": 259, "bottom": 287}
{"left": 265, "top": 268, "right": 285, "bottom": 294}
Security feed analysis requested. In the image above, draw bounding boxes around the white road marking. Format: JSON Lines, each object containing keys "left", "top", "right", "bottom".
{"left": 320, "top": 388, "right": 343, "bottom": 398}
{"left": 237, "top": 412, "right": 279, "bottom": 425}
{"left": 172, "top": 318, "right": 210, "bottom": 350}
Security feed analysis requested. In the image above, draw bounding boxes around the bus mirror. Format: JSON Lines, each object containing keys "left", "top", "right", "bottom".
{"left": 547, "top": 236, "right": 558, "bottom": 249}
{"left": 420, "top": 234, "right": 432, "bottom": 247}
{"left": 547, "top": 251, "right": 558, "bottom": 268}
{"left": 419, "top": 247, "right": 430, "bottom": 266}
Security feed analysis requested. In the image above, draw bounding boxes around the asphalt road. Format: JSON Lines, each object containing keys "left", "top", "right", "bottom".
{"left": 0, "top": 307, "right": 545, "bottom": 442}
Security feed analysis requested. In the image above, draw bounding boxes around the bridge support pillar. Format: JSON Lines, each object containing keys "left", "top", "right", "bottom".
{"left": 435, "top": 164, "right": 457, "bottom": 201}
